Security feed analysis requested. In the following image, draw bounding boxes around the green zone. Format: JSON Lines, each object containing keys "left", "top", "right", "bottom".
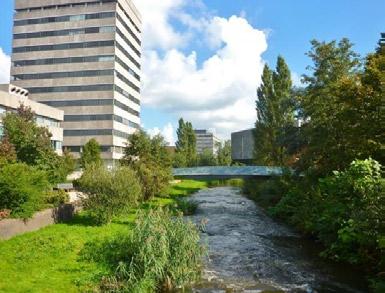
{"left": 0, "top": 180, "right": 208, "bottom": 293}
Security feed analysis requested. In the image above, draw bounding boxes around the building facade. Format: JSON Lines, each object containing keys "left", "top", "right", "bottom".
{"left": 11, "top": 0, "right": 142, "bottom": 166}
{"left": 0, "top": 84, "right": 64, "bottom": 155}
{"left": 231, "top": 128, "right": 254, "bottom": 165}
{"left": 194, "top": 129, "right": 221, "bottom": 155}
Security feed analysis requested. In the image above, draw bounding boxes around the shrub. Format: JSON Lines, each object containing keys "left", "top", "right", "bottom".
{"left": 80, "top": 139, "right": 102, "bottom": 169}
{"left": 270, "top": 158, "right": 385, "bottom": 269}
{"left": 0, "top": 163, "right": 50, "bottom": 218}
{"left": 44, "top": 190, "right": 69, "bottom": 206}
{"left": 174, "top": 198, "right": 198, "bottom": 215}
{"left": 122, "top": 131, "right": 172, "bottom": 200}
{"left": 76, "top": 164, "right": 142, "bottom": 225}
{"left": 83, "top": 208, "right": 204, "bottom": 292}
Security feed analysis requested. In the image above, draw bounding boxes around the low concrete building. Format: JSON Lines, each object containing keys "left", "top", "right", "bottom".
{"left": 194, "top": 129, "right": 221, "bottom": 155}
{"left": 231, "top": 128, "right": 255, "bottom": 165}
{"left": 0, "top": 84, "right": 64, "bottom": 154}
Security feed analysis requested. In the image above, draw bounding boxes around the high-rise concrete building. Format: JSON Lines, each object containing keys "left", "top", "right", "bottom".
{"left": 194, "top": 129, "right": 221, "bottom": 155}
{"left": 11, "top": 0, "right": 142, "bottom": 166}
{"left": 231, "top": 128, "right": 254, "bottom": 165}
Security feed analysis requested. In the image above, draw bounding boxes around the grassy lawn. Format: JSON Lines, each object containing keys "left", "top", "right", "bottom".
{"left": 0, "top": 180, "right": 208, "bottom": 293}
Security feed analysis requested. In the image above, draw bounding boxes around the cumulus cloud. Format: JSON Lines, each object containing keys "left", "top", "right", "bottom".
{"left": 133, "top": 0, "right": 268, "bottom": 139}
{"left": 147, "top": 122, "right": 175, "bottom": 146}
{"left": 0, "top": 48, "right": 10, "bottom": 84}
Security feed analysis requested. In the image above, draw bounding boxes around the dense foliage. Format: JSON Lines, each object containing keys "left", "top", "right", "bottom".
{"left": 250, "top": 38, "right": 385, "bottom": 290}
{"left": 2, "top": 105, "right": 73, "bottom": 184}
{"left": 254, "top": 56, "right": 295, "bottom": 166}
{"left": 217, "top": 140, "right": 232, "bottom": 166}
{"left": 122, "top": 130, "right": 172, "bottom": 200}
{"left": 175, "top": 118, "right": 197, "bottom": 167}
{"left": 0, "top": 163, "right": 50, "bottom": 218}
{"left": 76, "top": 164, "right": 142, "bottom": 225}
{"left": 84, "top": 208, "right": 203, "bottom": 292}
{"left": 80, "top": 138, "right": 102, "bottom": 169}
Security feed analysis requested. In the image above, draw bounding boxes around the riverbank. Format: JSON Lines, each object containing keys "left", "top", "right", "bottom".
{"left": 187, "top": 186, "right": 368, "bottom": 292}
{"left": 0, "top": 180, "right": 208, "bottom": 292}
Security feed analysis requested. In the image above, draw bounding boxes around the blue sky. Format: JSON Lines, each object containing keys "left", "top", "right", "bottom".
{"left": 0, "top": 0, "right": 384, "bottom": 143}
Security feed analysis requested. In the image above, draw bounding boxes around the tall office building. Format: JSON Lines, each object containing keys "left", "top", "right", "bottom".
{"left": 194, "top": 129, "right": 221, "bottom": 155}
{"left": 11, "top": 0, "right": 142, "bottom": 166}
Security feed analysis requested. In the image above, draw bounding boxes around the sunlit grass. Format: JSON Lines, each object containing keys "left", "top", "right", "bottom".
{"left": 0, "top": 180, "right": 208, "bottom": 293}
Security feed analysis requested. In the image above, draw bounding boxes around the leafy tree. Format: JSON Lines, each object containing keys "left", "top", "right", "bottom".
{"left": 175, "top": 118, "right": 197, "bottom": 167}
{"left": 3, "top": 104, "right": 53, "bottom": 165}
{"left": 254, "top": 56, "right": 295, "bottom": 166}
{"left": 217, "top": 140, "right": 232, "bottom": 166}
{"left": 0, "top": 136, "right": 16, "bottom": 165}
{"left": 62, "top": 148, "right": 76, "bottom": 175}
{"left": 122, "top": 130, "right": 172, "bottom": 200}
{"left": 297, "top": 38, "right": 377, "bottom": 175}
{"left": 197, "top": 149, "right": 217, "bottom": 166}
{"left": 3, "top": 105, "right": 70, "bottom": 183}
{"left": 80, "top": 138, "right": 102, "bottom": 169}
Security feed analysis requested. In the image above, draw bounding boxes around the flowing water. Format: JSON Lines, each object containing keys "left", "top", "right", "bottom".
{"left": 184, "top": 187, "right": 368, "bottom": 293}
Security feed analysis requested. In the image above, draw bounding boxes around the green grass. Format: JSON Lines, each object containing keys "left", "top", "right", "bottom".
{"left": 0, "top": 180, "right": 208, "bottom": 293}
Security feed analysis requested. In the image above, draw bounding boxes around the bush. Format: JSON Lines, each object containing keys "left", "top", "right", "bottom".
{"left": 83, "top": 208, "right": 204, "bottom": 292}
{"left": 44, "top": 190, "right": 69, "bottom": 206}
{"left": 270, "top": 158, "right": 385, "bottom": 269}
{"left": 0, "top": 163, "right": 50, "bottom": 218}
{"left": 76, "top": 164, "right": 142, "bottom": 225}
{"left": 134, "top": 161, "right": 172, "bottom": 200}
{"left": 173, "top": 198, "right": 198, "bottom": 215}
{"left": 243, "top": 176, "right": 291, "bottom": 209}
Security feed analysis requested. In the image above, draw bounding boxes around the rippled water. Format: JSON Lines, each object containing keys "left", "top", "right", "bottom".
{"left": 184, "top": 187, "right": 368, "bottom": 293}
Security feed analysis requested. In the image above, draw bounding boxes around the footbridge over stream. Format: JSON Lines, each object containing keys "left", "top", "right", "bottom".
{"left": 173, "top": 166, "right": 285, "bottom": 180}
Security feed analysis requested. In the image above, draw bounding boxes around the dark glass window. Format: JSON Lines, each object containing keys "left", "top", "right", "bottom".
{"left": 40, "top": 99, "right": 113, "bottom": 107}
{"left": 115, "top": 42, "right": 141, "bottom": 69}
{"left": 116, "top": 13, "right": 141, "bottom": 46}
{"left": 13, "top": 55, "right": 114, "bottom": 67}
{"left": 13, "top": 40, "right": 114, "bottom": 53}
{"left": 13, "top": 69, "right": 114, "bottom": 80}
{"left": 116, "top": 28, "right": 140, "bottom": 57}
{"left": 27, "top": 84, "right": 113, "bottom": 93}
{"left": 115, "top": 71, "right": 140, "bottom": 93}
{"left": 14, "top": 26, "right": 115, "bottom": 40}
{"left": 114, "top": 85, "right": 140, "bottom": 105}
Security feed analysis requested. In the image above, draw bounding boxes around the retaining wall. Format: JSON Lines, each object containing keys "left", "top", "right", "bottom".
{"left": 0, "top": 203, "right": 81, "bottom": 240}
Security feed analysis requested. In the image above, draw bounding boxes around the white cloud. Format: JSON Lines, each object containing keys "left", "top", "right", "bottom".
{"left": 133, "top": 1, "right": 268, "bottom": 139}
{"left": 291, "top": 72, "right": 303, "bottom": 87}
{"left": 147, "top": 122, "right": 175, "bottom": 146}
{"left": 0, "top": 48, "right": 10, "bottom": 84}
{"left": 133, "top": 0, "right": 190, "bottom": 50}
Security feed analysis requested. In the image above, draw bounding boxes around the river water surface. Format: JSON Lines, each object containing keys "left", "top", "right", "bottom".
{"left": 185, "top": 187, "right": 368, "bottom": 293}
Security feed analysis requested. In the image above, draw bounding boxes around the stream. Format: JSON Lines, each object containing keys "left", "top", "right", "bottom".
{"left": 184, "top": 187, "right": 368, "bottom": 293}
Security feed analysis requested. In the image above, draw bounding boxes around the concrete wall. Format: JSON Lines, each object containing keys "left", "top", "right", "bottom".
{"left": 0, "top": 203, "right": 81, "bottom": 240}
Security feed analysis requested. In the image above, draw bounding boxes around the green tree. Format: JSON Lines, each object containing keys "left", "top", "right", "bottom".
{"left": 197, "top": 149, "right": 217, "bottom": 166}
{"left": 217, "top": 140, "right": 232, "bottom": 166}
{"left": 175, "top": 118, "right": 197, "bottom": 167}
{"left": 3, "top": 105, "right": 70, "bottom": 183}
{"left": 254, "top": 56, "right": 294, "bottom": 166}
{"left": 298, "top": 39, "right": 366, "bottom": 175}
{"left": 62, "top": 149, "right": 76, "bottom": 175}
{"left": 3, "top": 104, "right": 53, "bottom": 165}
{"left": 122, "top": 130, "right": 172, "bottom": 200}
{"left": 80, "top": 139, "right": 102, "bottom": 169}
